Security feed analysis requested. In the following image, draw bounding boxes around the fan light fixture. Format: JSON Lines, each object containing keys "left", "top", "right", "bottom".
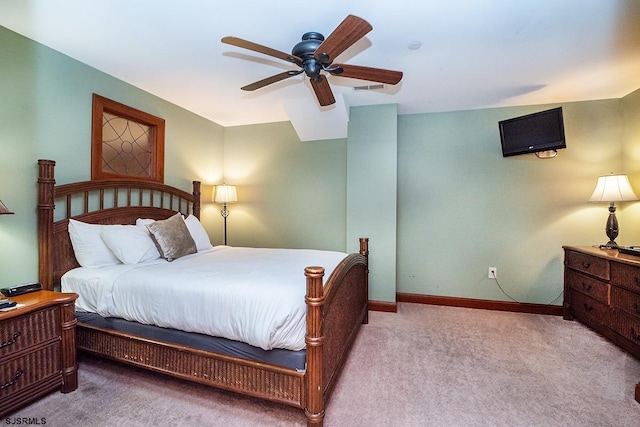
{"left": 213, "top": 184, "right": 237, "bottom": 245}
{"left": 589, "top": 173, "right": 638, "bottom": 248}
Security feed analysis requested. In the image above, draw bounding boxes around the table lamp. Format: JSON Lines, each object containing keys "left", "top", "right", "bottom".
{"left": 589, "top": 173, "right": 638, "bottom": 248}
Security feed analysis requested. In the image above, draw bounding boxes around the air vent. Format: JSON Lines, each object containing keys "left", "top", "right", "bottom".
{"left": 353, "top": 84, "right": 385, "bottom": 91}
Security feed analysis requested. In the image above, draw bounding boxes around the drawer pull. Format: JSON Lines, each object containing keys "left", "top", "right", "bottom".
{"left": 635, "top": 277, "right": 640, "bottom": 288}
{"left": 634, "top": 303, "right": 640, "bottom": 316}
{"left": 581, "top": 262, "right": 591, "bottom": 269}
{"left": 631, "top": 328, "right": 640, "bottom": 341}
{"left": 0, "top": 369, "right": 23, "bottom": 391}
{"left": 0, "top": 331, "right": 21, "bottom": 349}
{"left": 581, "top": 282, "right": 592, "bottom": 292}
{"left": 583, "top": 303, "right": 593, "bottom": 312}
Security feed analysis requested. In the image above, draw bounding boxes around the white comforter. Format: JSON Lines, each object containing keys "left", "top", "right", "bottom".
{"left": 61, "top": 246, "right": 348, "bottom": 351}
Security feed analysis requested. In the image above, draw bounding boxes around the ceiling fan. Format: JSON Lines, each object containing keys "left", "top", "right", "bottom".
{"left": 221, "top": 15, "right": 403, "bottom": 107}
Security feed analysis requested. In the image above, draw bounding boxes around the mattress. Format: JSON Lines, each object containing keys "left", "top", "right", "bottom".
{"left": 62, "top": 246, "right": 347, "bottom": 351}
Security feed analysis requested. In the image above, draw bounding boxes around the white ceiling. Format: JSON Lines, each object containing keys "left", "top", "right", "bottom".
{"left": 1, "top": 0, "right": 639, "bottom": 141}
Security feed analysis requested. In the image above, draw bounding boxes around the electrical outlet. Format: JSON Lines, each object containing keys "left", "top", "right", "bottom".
{"left": 488, "top": 267, "right": 497, "bottom": 279}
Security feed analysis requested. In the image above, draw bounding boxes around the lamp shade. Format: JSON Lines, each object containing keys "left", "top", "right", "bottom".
{"left": 0, "top": 199, "right": 14, "bottom": 215}
{"left": 213, "top": 184, "right": 237, "bottom": 204}
{"left": 589, "top": 174, "right": 638, "bottom": 203}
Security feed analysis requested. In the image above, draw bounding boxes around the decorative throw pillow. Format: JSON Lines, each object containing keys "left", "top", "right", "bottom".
{"left": 146, "top": 213, "right": 197, "bottom": 261}
{"left": 138, "top": 215, "right": 213, "bottom": 252}
{"left": 68, "top": 219, "right": 121, "bottom": 268}
{"left": 184, "top": 214, "right": 214, "bottom": 251}
{"left": 100, "top": 225, "right": 161, "bottom": 264}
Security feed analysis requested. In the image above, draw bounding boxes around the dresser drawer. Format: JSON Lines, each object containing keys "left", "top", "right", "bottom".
{"left": 566, "top": 251, "right": 610, "bottom": 280}
{"left": 0, "top": 344, "right": 61, "bottom": 399}
{"left": 611, "top": 262, "right": 640, "bottom": 294}
{"left": 566, "top": 270, "right": 609, "bottom": 303}
{"left": 569, "top": 290, "right": 610, "bottom": 327}
{"left": 610, "top": 286, "right": 640, "bottom": 318}
{"left": 0, "top": 307, "right": 60, "bottom": 358}
{"left": 610, "top": 310, "right": 640, "bottom": 347}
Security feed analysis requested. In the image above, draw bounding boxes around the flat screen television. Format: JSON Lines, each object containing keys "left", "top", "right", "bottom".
{"left": 498, "top": 107, "right": 566, "bottom": 157}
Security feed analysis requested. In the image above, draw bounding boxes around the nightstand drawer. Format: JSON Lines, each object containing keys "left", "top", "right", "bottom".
{"left": 611, "top": 262, "right": 640, "bottom": 293}
{"left": 610, "top": 287, "right": 640, "bottom": 318}
{"left": 0, "top": 344, "right": 61, "bottom": 399}
{"left": 0, "top": 307, "right": 60, "bottom": 358}
{"left": 566, "top": 270, "right": 609, "bottom": 303}
{"left": 566, "top": 251, "right": 610, "bottom": 280}
{"left": 610, "top": 310, "right": 640, "bottom": 345}
{"left": 570, "top": 291, "right": 610, "bottom": 327}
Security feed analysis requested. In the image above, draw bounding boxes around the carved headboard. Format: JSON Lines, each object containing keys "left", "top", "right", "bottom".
{"left": 37, "top": 159, "right": 201, "bottom": 290}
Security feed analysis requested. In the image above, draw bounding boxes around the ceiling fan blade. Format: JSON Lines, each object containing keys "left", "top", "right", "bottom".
{"left": 332, "top": 64, "right": 403, "bottom": 85}
{"left": 310, "top": 76, "right": 335, "bottom": 106}
{"left": 222, "top": 36, "right": 302, "bottom": 66}
{"left": 241, "top": 70, "right": 302, "bottom": 91}
{"left": 315, "top": 15, "right": 372, "bottom": 64}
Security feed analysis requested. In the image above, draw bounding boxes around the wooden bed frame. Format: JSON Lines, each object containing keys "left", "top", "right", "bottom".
{"left": 36, "top": 159, "right": 369, "bottom": 426}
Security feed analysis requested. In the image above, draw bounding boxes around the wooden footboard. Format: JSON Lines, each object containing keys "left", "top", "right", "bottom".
{"left": 37, "top": 159, "right": 369, "bottom": 427}
{"left": 305, "top": 239, "right": 369, "bottom": 425}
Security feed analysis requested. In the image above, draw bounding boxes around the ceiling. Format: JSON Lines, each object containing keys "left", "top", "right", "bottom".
{"left": 1, "top": 1, "right": 639, "bottom": 141}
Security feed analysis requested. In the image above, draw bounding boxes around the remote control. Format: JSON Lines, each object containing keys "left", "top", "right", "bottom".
{"left": 0, "top": 299, "right": 17, "bottom": 309}
{"left": 0, "top": 283, "right": 42, "bottom": 297}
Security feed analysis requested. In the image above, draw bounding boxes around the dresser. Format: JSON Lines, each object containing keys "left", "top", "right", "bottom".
{"left": 0, "top": 290, "right": 78, "bottom": 417}
{"left": 563, "top": 246, "right": 640, "bottom": 403}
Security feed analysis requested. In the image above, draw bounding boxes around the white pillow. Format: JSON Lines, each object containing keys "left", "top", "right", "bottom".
{"left": 100, "top": 225, "right": 161, "bottom": 264}
{"left": 184, "top": 215, "right": 214, "bottom": 251}
{"left": 68, "top": 219, "right": 121, "bottom": 268}
{"left": 136, "top": 218, "right": 155, "bottom": 228}
{"left": 138, "top": 215, "right": 213, "bottom": 252}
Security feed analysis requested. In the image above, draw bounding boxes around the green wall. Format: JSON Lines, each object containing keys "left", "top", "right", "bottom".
{"left": 621, "top": 88, "right": 640, "bottom": 244}
{"left": 222, "top": 122, "right": 347, "bottom": 250}
{"left": 397, "top": 99, "right": 625, "bottom": 304}
{"left": 0, "top": 26, "right": 224, "bottom": 287}
{"left": 347, "top": 105, "right": 398, "bottom": 302}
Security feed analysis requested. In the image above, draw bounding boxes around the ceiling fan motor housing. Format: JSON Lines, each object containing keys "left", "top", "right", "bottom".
{"left": 292, "top": 32, "right": 326, "bottom": 80}
{"left": 292, "top": 32, "right": 324, "bottom": 58}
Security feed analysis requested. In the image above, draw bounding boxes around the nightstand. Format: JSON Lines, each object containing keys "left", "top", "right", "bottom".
{"left": 0, "top": 290, "right": 78, "bottom": 417}
{"left": 563, "top": 246, "right": 640, "bottom": 404}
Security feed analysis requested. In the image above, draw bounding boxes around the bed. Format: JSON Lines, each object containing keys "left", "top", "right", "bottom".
{"left": 36, "top": 159, "right": 369, "bottom": 426}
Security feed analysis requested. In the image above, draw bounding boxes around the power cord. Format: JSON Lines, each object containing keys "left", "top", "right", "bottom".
{"left": 546, "top": 289, "right": 564, "bottom": 305}
{"left": 490, "top": 272, "right": 518, "bottom": 303}
{"left": 489, "top": 272, "right": 564, "bottom": 306}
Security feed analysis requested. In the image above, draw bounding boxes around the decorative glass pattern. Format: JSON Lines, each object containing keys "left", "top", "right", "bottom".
{"left": 101, "top": 112, "right": 152, "bottom": 177}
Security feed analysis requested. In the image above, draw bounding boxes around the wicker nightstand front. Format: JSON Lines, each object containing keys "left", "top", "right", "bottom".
{"left": 0, "top": 290, "right": 78, "bottom": 417}
{"left": 563, "top": 246, "right": 640, "bottom": 404}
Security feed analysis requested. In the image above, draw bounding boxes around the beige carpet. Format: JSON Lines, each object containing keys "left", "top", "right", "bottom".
{"left": 9, "top": 303, "right": 640, "bottom": 426}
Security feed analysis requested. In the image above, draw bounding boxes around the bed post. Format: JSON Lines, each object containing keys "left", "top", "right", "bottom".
{"left": 192, "top": 180, "right": 201, "bottom": 219}
{"left": 359, "top": 237, "right": 370, "bottom": 324}
{"left": 38, "top": 159, "right": 56, "bottom": 291}
{"left": 305, "top": 266, "right": 326, "bottom": 426}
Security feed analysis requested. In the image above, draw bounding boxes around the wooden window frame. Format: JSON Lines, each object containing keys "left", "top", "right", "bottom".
{"left": 91, "top": 94, "right": 165, "bottom": 183}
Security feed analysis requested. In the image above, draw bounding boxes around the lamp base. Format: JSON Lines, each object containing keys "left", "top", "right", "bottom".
{"left": 601, "top": 203, "right": 620, "bottom": 250}
{"left": 599, "top": 241, "right": 619, "bottom": 249}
